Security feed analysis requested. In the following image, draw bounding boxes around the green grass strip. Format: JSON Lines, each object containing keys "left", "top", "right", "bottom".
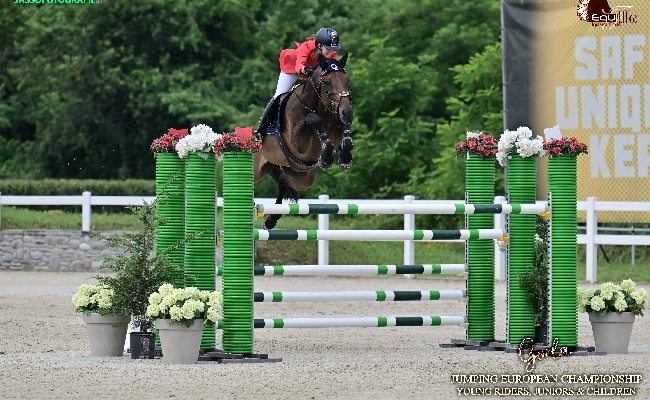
{"left": 378, "top": 317, "right": 388, "bottom": 327}
{"left": 376, "top": 291, "right": 386, "bottom": 301}
{"left": 288, "top": 203, "right": 300, "bottom": 214}
{"left": 378, "top": 265, "right": 388, "bottom": 275}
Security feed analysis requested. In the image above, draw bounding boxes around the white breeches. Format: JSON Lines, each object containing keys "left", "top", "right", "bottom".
{"left": 274, "top": 72, "right": 299, "bottom": 98}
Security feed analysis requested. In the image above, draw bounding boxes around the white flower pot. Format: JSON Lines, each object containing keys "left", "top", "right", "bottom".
{"left": 589, "top": 312, "right": 635, "bottom": 354}
{"left": 156, "top": 319, "right": 205, "bottom": 364}
{"left": 82, "top": 313, "right": 130, "bottom": 357}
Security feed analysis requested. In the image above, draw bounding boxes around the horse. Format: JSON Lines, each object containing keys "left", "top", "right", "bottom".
{"left": 253, "top": 54, "right": 353, "bottom": 230}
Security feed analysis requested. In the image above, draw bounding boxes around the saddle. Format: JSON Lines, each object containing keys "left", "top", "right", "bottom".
{"left": 264, "top": 82, "right": 319, "bottom": 173}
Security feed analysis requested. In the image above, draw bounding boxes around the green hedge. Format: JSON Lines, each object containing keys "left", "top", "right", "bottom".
{"left": 0, "top": 179, "right": 155, "bottom": 196}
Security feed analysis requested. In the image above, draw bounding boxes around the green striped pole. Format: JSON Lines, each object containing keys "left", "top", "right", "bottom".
{"left": 252, "top": 290, "right": 466, "bottom": 302}
{"left": 506, "top": 155, "right": 537, "bottom": 344}
{"left": 257, "top": 203, "right": 546, "bottom": 215}
{"left": 547, "top": 156, "right": 578, "bottom": 346}
{"left": 466, "top": 154, "right": 496, "bottom": 341}
{"left": 254, "top": 229, "right": 504, "bottom": 241}
{"left": 216, "top": 316, "right": 467, "bottom": 329}
{"left": 221, "top": 152, "right": 255, "bottom": 354}
{"left": 184, "top": 152, "right": 217, "bottom": 349}
{"left": 216, "top": 264, "right": 467, "bottom": 276}
{"left": 154, "top": 153, "right": 185, "bottom": 347}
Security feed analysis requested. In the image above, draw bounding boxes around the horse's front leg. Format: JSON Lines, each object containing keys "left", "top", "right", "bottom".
{"left": 306, "top": 113, "right": 334, "bottom": 172}
{"left": 338, "top": 124, "right": 354, "bottom": 170}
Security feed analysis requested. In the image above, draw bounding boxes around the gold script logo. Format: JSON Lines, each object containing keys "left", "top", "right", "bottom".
{"left": 519, "top": 338, "right": 572, "bottom": 373}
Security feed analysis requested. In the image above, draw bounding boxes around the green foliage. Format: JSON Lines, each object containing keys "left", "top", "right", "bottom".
{"left": 1, "top": 0, "right": 504, "bottom": 203}
{"left": 92, "top": 195, "right": 200, "bottom": 332}
{"left": 518, "top": 216, "right": 550, "bottom": 325}
{"left": 0, "top": 179, "right": 154, "bottom": 196}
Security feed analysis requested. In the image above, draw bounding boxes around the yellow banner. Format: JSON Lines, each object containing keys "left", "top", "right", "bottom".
{"left": 532, "top": 0, "right": 649, "bottom": 222}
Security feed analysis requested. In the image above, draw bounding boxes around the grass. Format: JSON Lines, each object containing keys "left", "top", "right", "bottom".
{"left": 3, "top": 207, "right": 648, "bottom": 283}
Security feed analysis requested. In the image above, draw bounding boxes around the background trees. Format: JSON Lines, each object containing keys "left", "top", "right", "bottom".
{"left": 0, "top": 0, "right": 503, "bottom": 201}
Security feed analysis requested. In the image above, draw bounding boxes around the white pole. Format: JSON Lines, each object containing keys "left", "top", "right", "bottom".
{"left": 82, "top": 191, "right": 92, "bottom": 232}
{"left": 404, "top": 195, "right": 415, "bottom": 279}
{"left": 586, "top": 196, "right": 598, "bottom": 283}
{"left": 494, "top": 196, "right": 507, "bottom": 281}
{"left": 318, "top": 194, "right": 329, "bottom": 266}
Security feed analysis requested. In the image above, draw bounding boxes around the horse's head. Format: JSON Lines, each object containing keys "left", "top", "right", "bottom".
{"left": 312, "top": 53, "right": 353, "bottom": 126}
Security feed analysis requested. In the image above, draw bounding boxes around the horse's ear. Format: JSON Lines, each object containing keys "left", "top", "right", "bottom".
{"left": 339, "top": 53, "right": 348, "bottom": 68}
{"left": 318, "top": 54, "right": 328, "bottom": 71}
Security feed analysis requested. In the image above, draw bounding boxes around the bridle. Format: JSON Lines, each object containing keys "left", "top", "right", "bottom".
{"left": 296, "top": 63, "right": 352, "bottom": 116}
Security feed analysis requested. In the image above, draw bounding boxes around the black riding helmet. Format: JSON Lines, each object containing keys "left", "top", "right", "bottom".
{"left": 315, "top": 28, "right": 341, "bottom": 51}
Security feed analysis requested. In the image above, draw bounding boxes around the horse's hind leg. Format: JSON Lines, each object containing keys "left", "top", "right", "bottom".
{"left": 338, "top": 125, "right": 354, "bottom": 170}
{"left": 263, "top": 165, "right": 296, "bottom": 230}
{"left": 306, "top": 113, "right": 334, "bottom": 172}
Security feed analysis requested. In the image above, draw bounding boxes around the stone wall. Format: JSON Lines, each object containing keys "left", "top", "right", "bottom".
{"left": 0, "top": 230, "right": 128, "bottom": 271}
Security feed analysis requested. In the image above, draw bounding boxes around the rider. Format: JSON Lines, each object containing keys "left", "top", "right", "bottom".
{"left": 254, "top": 27, "right": 341, "bottom": 138}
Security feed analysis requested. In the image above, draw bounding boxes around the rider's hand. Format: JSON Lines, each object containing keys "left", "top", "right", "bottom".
{"left": 303, "top": 66, "right": 316, "bottom": 76}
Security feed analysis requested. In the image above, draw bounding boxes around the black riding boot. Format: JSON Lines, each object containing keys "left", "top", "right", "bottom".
{"left": 254, "top": 98, "right": 275, "bottom": 140}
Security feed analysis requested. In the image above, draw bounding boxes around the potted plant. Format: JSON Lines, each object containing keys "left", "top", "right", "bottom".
{"left": 72, "top": 284, "right": 130, "bottom": 356}
{"left": 578, "top": 280, "right": 648, "bottom": 354}
{"left": 518, "top": 215, "right": 550, "bottom": 345}
{"left": 92, "top": 194, "right": 200, "bottom": 359}
{"left": 147, "top": 284, "right": 222, "bottom": 364}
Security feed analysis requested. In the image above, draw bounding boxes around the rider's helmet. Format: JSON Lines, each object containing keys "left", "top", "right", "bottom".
{"left": 315, "top": 28, "right": 341, "bottom": 51}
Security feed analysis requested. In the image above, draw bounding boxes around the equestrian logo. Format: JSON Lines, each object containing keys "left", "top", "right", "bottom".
{"left": 576, "top": 0, "right": 638, "bottom": 27}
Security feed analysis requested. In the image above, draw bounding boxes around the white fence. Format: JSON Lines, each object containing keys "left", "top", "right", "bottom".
{"left": 0, "top": 192, "right": 648, "bottom": 283}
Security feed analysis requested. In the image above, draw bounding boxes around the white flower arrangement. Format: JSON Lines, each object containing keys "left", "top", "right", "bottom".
{"left": 175, "top": 124, "right": 222, "bottom": 159}
{"left": 578, "top": 280, "right": 648, "bottom": 317}
{"left": 147, "top": 284, "right": 223, "bottom": 327}
{"left": 496, "top": 126, "right": 545, "bottom": 166}
{"left": 72, "top": 284, "right": 117, "bottom": 315}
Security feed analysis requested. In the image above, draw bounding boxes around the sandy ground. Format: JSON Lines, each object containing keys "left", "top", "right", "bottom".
{"left": 0, "top": 271, "right": 648, "bottom": 400}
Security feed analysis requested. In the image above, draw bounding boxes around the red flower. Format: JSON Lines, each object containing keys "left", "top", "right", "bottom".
{"left": 477, "top": 145, "right": 484, "bottom": 152}
{"left": 546, "top": 150, "right": 552, "bottom": 155}
{"left": 469, "top": 141, "right": 477, "bottom": 148}
{"left": 570, "top": 145, "right": 576, "bottom": 151}
{"left": 558, "top": 140, "right": 564, "bottom": 146}
{"left": 483, "top": 151, "right": 490, "bottom": 156}
{"left": 553, "top": 147, "right": 561, "bottom": 154}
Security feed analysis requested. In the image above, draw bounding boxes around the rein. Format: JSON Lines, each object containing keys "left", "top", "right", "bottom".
{"left": 296, "top": 66, "right": 352, "bottom": 116}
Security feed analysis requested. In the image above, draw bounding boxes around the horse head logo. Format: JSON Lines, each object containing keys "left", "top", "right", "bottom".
{"left": 577, "top": 0, "right": 613, "bottom": 22}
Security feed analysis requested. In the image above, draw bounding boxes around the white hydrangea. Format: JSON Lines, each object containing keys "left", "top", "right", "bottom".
{"left": 158, "top": 283, "right": 175, "bottom": 296}
{"left": 175, "top": 124, "right": 222, "bottom": 159}
{"left": 169, "top": 305, "right": 183, "bottom": 321}
{"left": 148, "top": 285, "right": 222, "bottom": 324}
{"left": 613, "top": 292, "right": 628, "bottom": 312}
{"left": 590, "top": 295, "right": 606, "bottom": 311}
{"left": 599, "top": 282, "right": 618, "bottom": 301}
{"left": 496, "top": 126, "right": 545, "bottom": 166}
{"left": 630, "top": 288, "right": 647, "bottom": 305}
{"left": 72, "top": 284, "right": 114, "bottom": 313}
{"left": 206, "top": 308, "right": 220, "bottom": 323}
{"left": 621, "top": 279, "right": 636, "bottom": 293}
{"left": 146, "top": 304, "right": 161, "bottom": 318}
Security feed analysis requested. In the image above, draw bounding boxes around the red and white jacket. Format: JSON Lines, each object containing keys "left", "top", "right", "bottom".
{"left": 279, "top": 39, "right": 338, "bottom": 78}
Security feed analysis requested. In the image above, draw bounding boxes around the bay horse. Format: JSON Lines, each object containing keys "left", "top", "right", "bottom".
{"left": 254, "top": 54, "right": 353, "bottom": 229}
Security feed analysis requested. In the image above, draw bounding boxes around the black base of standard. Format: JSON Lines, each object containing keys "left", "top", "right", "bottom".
{"left": 199, "top": 351, "right": 283, "bottom": 364}
{"left": 440, "top": 338, "right": 607, "bottom": 356}
{"left": 129, "top": 332, "right": 156, "bottom": 359}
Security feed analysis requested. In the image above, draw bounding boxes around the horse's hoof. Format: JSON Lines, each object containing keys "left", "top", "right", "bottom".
{"left": 318, "top": 159, "right": 333, "bottom": 172}
{"left": 338, "top": 159, "right": 353, "bottom": 170}
{"left": 263, "top": 216, "right": 277, "bottom": 230}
